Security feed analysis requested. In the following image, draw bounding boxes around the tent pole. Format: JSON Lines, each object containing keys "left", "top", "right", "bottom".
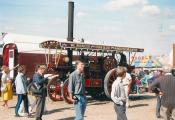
{"left": 173, "top": 44, "right": 175, "bottom": 68}
{"left": 129, "top": 52, "right": 131, "bottom": 65}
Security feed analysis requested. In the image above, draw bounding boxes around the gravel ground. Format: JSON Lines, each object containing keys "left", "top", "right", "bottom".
{"left": 0, "top": 93, "right": 164, "bottom": 120}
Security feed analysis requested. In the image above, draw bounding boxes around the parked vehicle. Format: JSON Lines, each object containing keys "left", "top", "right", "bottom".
{"left": 39, "top": 40, "right": 144, "bottom": 103}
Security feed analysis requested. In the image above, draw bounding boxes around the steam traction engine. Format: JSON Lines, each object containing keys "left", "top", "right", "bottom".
{"left": 39, "top": 40, "right": 144, "bottom": 103}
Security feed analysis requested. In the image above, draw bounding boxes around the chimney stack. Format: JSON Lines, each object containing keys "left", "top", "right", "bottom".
{"left": 67, "top": 1, "right": 74, "bottom": 41}
{"left": 67, "top": 1, "right": 74, "bottom": 67}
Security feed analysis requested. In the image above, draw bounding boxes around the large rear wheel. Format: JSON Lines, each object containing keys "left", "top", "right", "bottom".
{"left": 104, "top": 68, "right": 117, "bottom": 99}
{"left": 63, "top": 79, "right": 73, "bottom": 104}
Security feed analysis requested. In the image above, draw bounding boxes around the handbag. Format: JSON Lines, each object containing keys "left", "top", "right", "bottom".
{"left": 1, "top": 83, "right": 8, "bottom": 92}
{"left": 30, "top": 82, "right": 42, "bottom": 95}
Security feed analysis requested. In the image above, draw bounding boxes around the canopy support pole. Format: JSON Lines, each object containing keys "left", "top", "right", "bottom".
{"left": 173, "top": 44, "right": 175, "bottom": 68}
{"left": 44, "top": 48, "right": 49, "bottom": 67}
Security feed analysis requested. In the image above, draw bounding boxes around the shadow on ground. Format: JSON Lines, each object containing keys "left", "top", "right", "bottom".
{"left": 9, "top": 106, "right": 16, "bottom": 109}
{"left": 129, "top": 94, "right": 156, "bottom": 101}
{"left": 87, "top": 97, "right": 110, "bottom": 106}
{"left": 130, "top": 104, "right": 149, "bottom": 108}
{"left": 88, "top": 101, "right": 110, "bottom": 106}
{"left": 56, "top": 117, "right": 75, "bottom": 120}
{"left": 46, "top": 107, "right": 73, "bottom": 115}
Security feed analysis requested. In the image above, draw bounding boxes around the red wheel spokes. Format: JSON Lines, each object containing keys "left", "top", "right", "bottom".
{"left": 48, "top": 78, "right": 63, "bottom": 101}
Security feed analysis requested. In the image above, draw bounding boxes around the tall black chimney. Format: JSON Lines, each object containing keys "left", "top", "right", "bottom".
{"left": 67, "top": 1, "right": 74, "bottom": 41}
{"left": 67, "top": 1, "right": 74, "bottom": 67}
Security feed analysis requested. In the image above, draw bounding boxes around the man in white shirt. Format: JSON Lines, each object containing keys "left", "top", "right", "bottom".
{"left": 122, "top": 68, "right": 132, "bottom": 108}
{"left": 111, "top": 66, "right": 127, "bottom": 120}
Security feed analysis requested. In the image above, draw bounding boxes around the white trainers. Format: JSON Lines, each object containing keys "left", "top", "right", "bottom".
{"left": 18, "top": 112, "right": 28, "bottom": 117}
{"left": 29, "top": 106, "right": 33, "bottom": 114}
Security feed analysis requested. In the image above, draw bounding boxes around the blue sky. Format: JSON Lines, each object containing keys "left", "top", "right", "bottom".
{"left": 0, "top": 0, "right": 175, "bottom": 55}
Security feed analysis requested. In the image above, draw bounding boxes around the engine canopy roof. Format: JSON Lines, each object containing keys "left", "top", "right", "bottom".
{"left": 40, "top": 40, "right": 144, "bottom": 53}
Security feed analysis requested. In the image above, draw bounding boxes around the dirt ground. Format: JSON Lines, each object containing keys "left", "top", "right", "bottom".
{"left": 0, "top": 93, "right": 163, "bottom": 120}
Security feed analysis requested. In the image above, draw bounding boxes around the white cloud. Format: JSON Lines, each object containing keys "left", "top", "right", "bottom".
{"left": 163, "top": 8, "right": 175, "bottom": 19}
{"left": 0, "top": 26, "right": 16, "bottom": 33}
{"left": 139, "top": 5, "right": 160, "bottom": 16}
{"left": 169, "top": 25, "right": 175, "bottom": 31}
{"left": 76, "top": 11, "right": 86, "bottom": 18}
{"left": 104, "top": 0, "right": 147, "bottom": 11}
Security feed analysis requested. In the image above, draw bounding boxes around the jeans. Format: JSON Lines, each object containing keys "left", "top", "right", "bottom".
{"left": 114, "top": 103, "right": 127, "bottom": 120}
{"left": 156, "top": 96, "right": 161, "bottom": 117}
{"left": 35, "top": 96, "right": 46, "bottom": 120}
{"left": 74, "top": 95, "right": 87, "bottom": 120}
{"left": 15, "top": 94, "right": 29, "bottom": 115}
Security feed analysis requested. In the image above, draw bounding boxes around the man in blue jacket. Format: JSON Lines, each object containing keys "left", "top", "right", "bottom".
{"left": 32, "top": 65, "right": 48, "bottom": 120}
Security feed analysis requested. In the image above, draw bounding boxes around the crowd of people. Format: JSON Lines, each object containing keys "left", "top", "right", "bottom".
{"left": 0, "top": 65, "right": 55, "bottom": 120}
{"left": 0, "top": 62, "right": 85, "bottom": 120}
{"left": 0, "top": 61, "right": 175, "bottom": 120}
{"left": 111, "top": 66, "right": 175, "bottom": 120}
{"left": 130, "top": 68, "right": 166, "bottom": 94}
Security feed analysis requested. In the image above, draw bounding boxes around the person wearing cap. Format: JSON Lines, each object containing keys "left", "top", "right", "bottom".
{"left": 32, "top": 65, "right": 48, "bottom": 120}
{"left": 149, "top": 68, "right": 175, "bottom": 120}
{"left": 68, "top": 61, "right": 87, "bottom": 120}
{"left": 111, "top": 66, "right": 127, "bottom": 120}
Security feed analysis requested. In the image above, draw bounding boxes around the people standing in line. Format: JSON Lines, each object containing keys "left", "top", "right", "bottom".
{"left": 111, "top": 66, "right": 127, "bottom": 120}
{"left": 68, "top": 61, "right": 87, "bottom": 120}
{"left": 149, "top": 68, "right": 175, "bottom": 120}
{"left": 15, "top": 65, "right": 30, "bottom": 117}
{"left": 1, "top": 66, "right": 13, "bottom": 108}
{"left": 32, "top": 65, "right": 48, "bottom": 120}
{"left": 123, "top": 67, "right": 132, "bottom": 108}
